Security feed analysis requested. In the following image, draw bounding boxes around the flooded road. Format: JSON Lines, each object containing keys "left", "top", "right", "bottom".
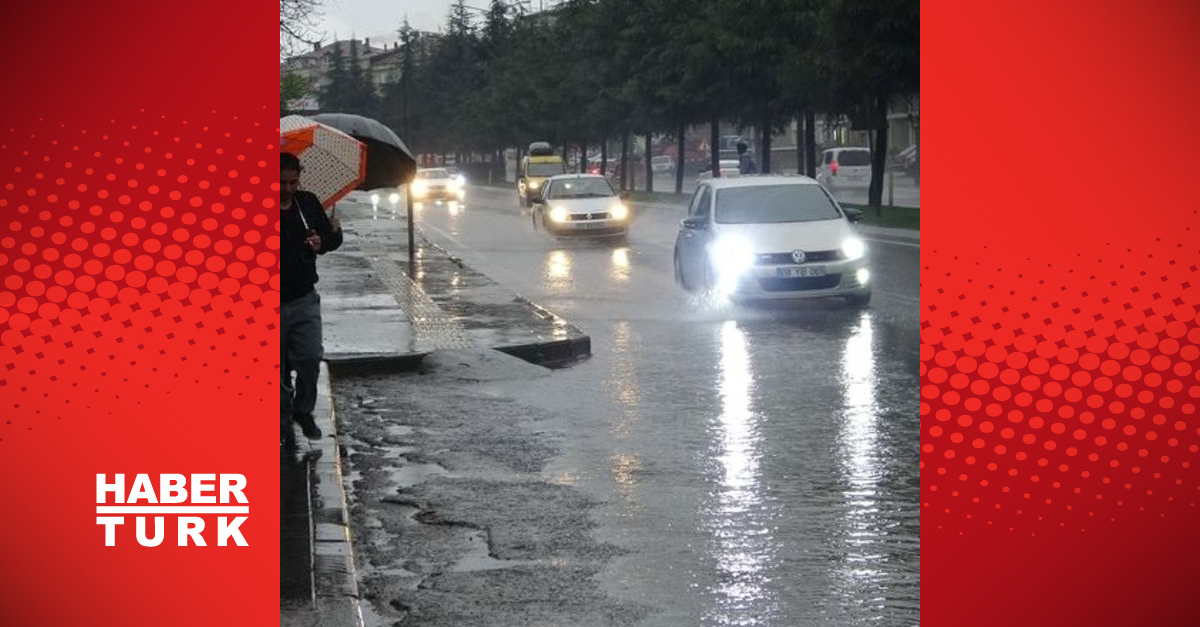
{"left": 335, "top": 185, "right": 920, "bottom": 626}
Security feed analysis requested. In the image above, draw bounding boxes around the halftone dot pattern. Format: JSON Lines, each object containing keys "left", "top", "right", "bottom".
{"left": 921, "top": 221, "right": 1200, "bottom": 534}
{"left": 0, "top": 108, "right": 278, "bottom": 443}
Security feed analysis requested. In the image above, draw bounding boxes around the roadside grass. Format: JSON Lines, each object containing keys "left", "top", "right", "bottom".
{"left": 842, "top": 203, "right": 921, "bottom": 231}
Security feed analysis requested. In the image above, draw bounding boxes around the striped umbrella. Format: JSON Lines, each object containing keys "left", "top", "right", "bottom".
{"left": 280, "top": 115, "right": 366, "bottom": 209}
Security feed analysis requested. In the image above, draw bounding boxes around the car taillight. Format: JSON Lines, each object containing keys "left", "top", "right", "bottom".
{"left": 830, "top": 161, "right": 839, "bottom": 175}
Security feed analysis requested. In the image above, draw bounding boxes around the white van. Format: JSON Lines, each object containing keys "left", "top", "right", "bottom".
{"left": 816, "top": 147, "right": 872, "bottom": 191}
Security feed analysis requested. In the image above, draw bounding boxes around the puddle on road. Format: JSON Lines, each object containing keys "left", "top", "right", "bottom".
{"left": 450, "top": 530, "right": 541, "bottom": 574}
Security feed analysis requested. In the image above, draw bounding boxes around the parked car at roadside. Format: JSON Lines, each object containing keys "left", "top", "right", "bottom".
{"left": 815, "top": 147, "right": 872, "bottom": 192}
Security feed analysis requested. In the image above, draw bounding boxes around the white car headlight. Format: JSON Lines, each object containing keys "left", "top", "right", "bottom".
{"left": 410, "top": 181, "right": 426, "bottom": 197}
{"left": 370, "top": 193, "right": 380, "bottom": 205}
{"left": 456, "top": 175, "right": 466, "bottom": 186}
{"left": 549, "top": 206, "right": 569, "bottom": 223}
{"left": 710, "top": 235, "right": 756, "bottom": 293}
{"left": 388, "top": 192, "right": 401, "bottom": 204}
{"left": 610, "top": 203, "right": 628, "bottom": 220}
{"left": 529, "top": 179, "right": 542, "bottom": 190}
{"left": 841, "top": 237, "right": 866, "bottom": 261}
{"left": 856, "top": 268, "right": 870, "bottom": 285}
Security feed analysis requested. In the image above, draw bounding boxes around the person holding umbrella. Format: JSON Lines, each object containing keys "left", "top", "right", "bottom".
{"left": 280, "top": 151, "right": 342, "bottom": 443}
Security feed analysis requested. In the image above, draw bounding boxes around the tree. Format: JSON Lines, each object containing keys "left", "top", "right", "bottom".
{"left": 281, "top": 0, "right": 322, "bottom": 58}
{"left": 344, "top": 39, "right": 380, "bottom": 116}
{"left": 820, "top": 0, "right": 919, "bottom": 207}
{"left": 319, "top": 43, "right": 349, "bottom": 112}
{"left": 280, "top": 73, "right": 309, "bottom": 116}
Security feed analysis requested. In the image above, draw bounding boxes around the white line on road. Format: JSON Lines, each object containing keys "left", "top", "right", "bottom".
{"left": 865, "top": 237, "right": 920, "bottom": 249}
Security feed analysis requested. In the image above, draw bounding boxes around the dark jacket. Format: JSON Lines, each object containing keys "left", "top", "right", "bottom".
{"left": 738, "top": 152, "right": 759, "bottom": 175}
{"left": 280, "top": 190, "right": 343, "bottom": 303}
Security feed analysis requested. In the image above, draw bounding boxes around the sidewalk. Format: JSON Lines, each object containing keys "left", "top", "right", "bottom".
{"left": 280, "top": 191, "right": 592, "bottom": 626}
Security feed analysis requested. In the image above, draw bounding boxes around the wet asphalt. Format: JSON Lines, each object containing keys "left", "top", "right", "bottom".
{"left": 334, "top": 184, "right": 921, "bottom": 627}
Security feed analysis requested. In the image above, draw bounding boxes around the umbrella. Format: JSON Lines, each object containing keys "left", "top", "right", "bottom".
{"left": 310, "top": 113, "right": 417, "bottom": 189}
{"left": 280, "top": 115, "right": 366, "bottom": 209}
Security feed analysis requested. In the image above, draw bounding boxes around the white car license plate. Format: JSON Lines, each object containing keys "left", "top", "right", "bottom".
{"left": 776, "top": 265, "right": 826, "bottom": 278}
{"left": 580, "top": 221, "right": 604, "bottom": 229}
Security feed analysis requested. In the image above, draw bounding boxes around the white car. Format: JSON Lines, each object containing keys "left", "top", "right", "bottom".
{"left": 531, "top": 174, "right": 630, "bottom": 238}
{"left": 651, "top": 155, "right": 675, "bottom": 173}
{"left": 411, "top": 167, "right": 465, "bottom": 202}
{"left": 673, "top": 176, "right": 870, "bottom": 305}
{"left": 815, "top": 147, "right": 872, "bottom": 192}
{"left": 696, "top": 159, "right": 742, "bottom": 180}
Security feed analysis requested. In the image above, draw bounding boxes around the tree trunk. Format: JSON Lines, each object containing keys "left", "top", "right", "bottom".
{"left": 620, "top": 132, "right": 629, "bottom": 191}
{"left": 600, "top": 139, "right": 608, "bottom": 176}
{"left": 804, "top": 109, "right": 817, "bottom": 178}
{"left": 580, "top": 140, "right": 587, "bottom": 173}
{"left": 796, "top": 114, "right": 804, "bottom": 175}
{"left": 562, "top": 143, "right": 568, "bottom": 163}
{"left": 644, "top": 134, "right": 654, "bottom": 193}
{"left": 675, "top": 122, "right": 685, "bottom": 194}
{"left": 710, "top": 117, "right": 720, "bottom": 178}
{"left": 760, "top": 106, "right": 772, "bottom": 174}
{"left": 868, "top": 93, "right": 889, "bottom": 211}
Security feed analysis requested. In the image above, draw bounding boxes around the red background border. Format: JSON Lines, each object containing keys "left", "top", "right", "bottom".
{"left": 923, "top": 0, "right": 1200, "bottom": 624}
{"left": 0, "top": 1, "right": 278, "bottom": 625}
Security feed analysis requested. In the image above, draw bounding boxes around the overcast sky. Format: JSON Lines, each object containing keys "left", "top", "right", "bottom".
{"left": 315, "top": 0, "right": 561, "bottom": 47}
{"left": 315, "top": 0, "right": 458, "bottom": 48}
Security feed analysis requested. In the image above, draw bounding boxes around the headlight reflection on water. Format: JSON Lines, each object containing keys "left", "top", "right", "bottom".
{"left": 703, "top": 321, "right": 778, "bottom": 625}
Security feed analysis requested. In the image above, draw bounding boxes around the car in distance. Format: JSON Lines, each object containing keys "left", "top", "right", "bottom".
{"left": 696, "top": 159, "right": 743, "bottom": 180}
{"left": 519, "top": 141, "right": 567, "bottom": 208}
{"left": 673, "top": 176, "right": 870, "bottom": 305}
{"left": 815, "top": 147, "right": 872, "bottom": 192}
{"left": 532, "top": 174, "right": 630, "bottom": 239}
{"left": 411, "top": 167, "right": 465, "bottom": 202}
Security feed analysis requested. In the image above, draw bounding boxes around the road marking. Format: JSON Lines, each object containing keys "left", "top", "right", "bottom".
{"left": 875, "top": 290, "right": 920, "bottom": 305}
{"left": 865, "top": 237, "right": 920, "bottom": 249}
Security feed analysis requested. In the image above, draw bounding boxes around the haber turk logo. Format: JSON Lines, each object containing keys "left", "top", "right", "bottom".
{"left": 95, "top": 474, "right": 250, "bottom": 547}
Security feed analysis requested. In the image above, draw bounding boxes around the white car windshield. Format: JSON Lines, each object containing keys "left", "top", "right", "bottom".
{"left": 835, "top": 150, "right": 871, "bottom": 166}
{"left": 546, "top": 178, "right": 615, "bottom": 199}
{"left": 417, "top": 169, "right": 449, "bottom": 179}
{"left": 715, "top": 185, "right": 842, "bottom": 224}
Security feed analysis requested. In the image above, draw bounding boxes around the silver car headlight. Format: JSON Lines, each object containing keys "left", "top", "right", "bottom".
{"left": 549, "top": 206, "right": 569, "bottom": 223}
{"left": 841, "top": 237, "right": 866, "bottom": 261}
{"left": 610, "top": 203, "right": 629, "bottom": 220}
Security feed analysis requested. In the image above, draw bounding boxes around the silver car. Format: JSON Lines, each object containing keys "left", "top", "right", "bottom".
{"left": 531, "top": 174, "right": 630, "bottom": 238}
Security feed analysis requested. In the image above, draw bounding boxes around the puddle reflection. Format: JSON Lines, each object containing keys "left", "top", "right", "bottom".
{"left": 703, "top": 321, "right": 778, "bottom": 626}
{"left": 610, "top": 247, "right": 631, "bottom": 284}
{"left": 835, "top": 312, "right": 888, "bottom": 605}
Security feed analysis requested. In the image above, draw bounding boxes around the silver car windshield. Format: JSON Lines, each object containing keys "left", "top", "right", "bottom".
{"left": 715, "top": 185, "right": 842, "bottom": 224}
{"left": 546, "top": 177, "right": 615, "bottom": 199}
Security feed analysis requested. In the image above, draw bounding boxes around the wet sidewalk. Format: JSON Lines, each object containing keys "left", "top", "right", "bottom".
{"left": 281, "top": 191, "right": 592, "bottom": 626}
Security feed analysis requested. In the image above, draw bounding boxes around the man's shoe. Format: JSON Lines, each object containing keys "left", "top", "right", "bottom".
{"left": 293, "top": 412, "right": 322, "bottom": 439}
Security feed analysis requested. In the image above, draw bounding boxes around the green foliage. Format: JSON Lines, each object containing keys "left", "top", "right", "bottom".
{"left": 363, "top": 0, "right": 917, "bottom": 185}
{"left": 281, "top": 73, "right": 310, "bottom": 116}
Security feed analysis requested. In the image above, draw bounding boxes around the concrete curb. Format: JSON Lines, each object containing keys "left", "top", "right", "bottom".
{"left": 326, "top": 352, "right": 429, "bottom": 377}
{"left": 495, "top": 335, "right": 592, "bottom": 368}
{"left": 283, "top": 362, "right": 365, "bottom": 627}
